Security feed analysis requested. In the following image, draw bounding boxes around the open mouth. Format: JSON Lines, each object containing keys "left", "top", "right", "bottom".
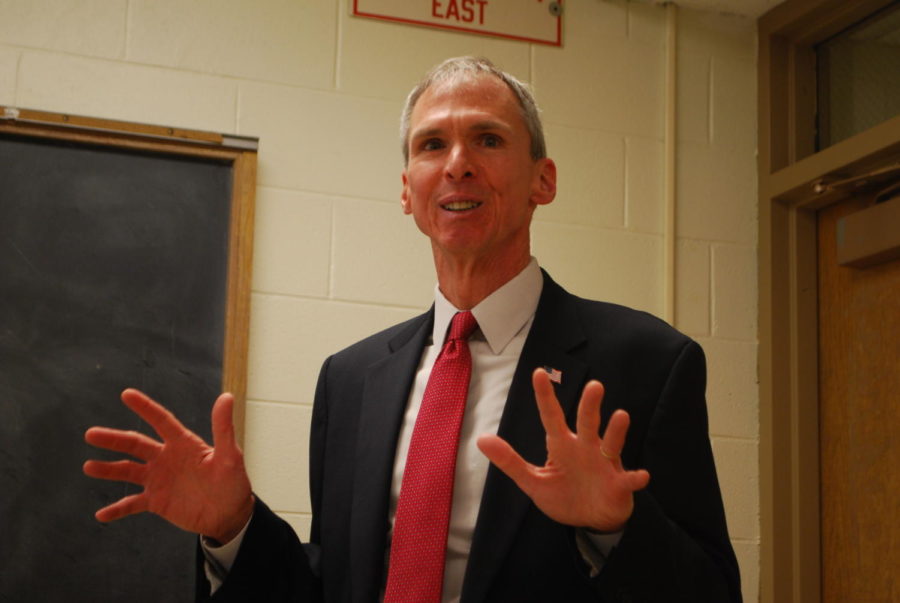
{"left": 442, "top": 200, "right": 482, "bottom": 211}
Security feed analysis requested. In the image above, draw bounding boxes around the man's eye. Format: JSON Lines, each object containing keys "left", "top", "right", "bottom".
{"left": 422, "top": 139, "right": 444, "bottom": 151}
{"left": 481, "top": 134, "right": 502, "bottom": 147}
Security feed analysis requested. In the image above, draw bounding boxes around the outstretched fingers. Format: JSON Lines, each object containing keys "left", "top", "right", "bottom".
{"left": 120, "top": 388, "right": 188, "bottom": 442}
{"left": 84, "top": 426, "right": 161, "bottom": 461}
{"left": 575, "top": 380, "right": 604, "bottom": 443}
{"left": 476, "top": 433, "right": 538, "bottom": 492}
{"left": 94, "top": 492, "right": 149, "bottom": 523}
{"left": 623, "top": 467, "right": 651, "bottom": 491}
{"left": 82, "top": 459, "right": 147, "bottom": 486}
{"left": 600, "top": 409, "right": 631, "bottom": 461}
{"left": 478, "top": 370, "right": 653, "bottom": 531}
{"left": 600, "top": 410, "right": 651, "bottom": 492}
{"left": 531, "top": 368, "right": 571, "bottom": 439}
{"left": 210, "top": 392, "right": 239, "bottom": 456}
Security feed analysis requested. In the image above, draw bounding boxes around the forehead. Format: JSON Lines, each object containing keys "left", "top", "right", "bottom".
{"left": 409, "top": 75, "right": 524, "bottom": 131}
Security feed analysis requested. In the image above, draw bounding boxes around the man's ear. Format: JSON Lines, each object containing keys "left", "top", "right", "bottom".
{"left": 530, "top": 158, "right": 557, "bottom": 207}
{"left": 401, "top": 170, "right": 412, "bottom": 214}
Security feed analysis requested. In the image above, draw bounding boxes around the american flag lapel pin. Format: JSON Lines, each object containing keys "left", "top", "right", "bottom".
{"left": 543, "top": 366, "right": 562, "bottom": 384}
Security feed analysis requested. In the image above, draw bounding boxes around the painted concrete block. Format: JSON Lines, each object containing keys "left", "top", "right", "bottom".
{"left": 246, "top": 294, "right": 419, "bottom": 404}
{"left": 543, "top": 124, "right": 625, "bottom": 229}
{"left": 711, "top": 437, "right": 759, "bottom": 541}
{"left": 535, "top": 36, "right": 664, "bottom": 140}
{"left": 675, "top": 238, "right": 710, "bottom": 337}
{"left": 676, "top": 142, "right": 757, "bottom": 245}
{"left": 626, "top": 136, "right": 664, "bottom": 234}
{"left": 677, "top": 50, "right": 711, "bottom": 144}
{"left": 0, "top": 47, "right": 18, "bottom": 105}
{"left": 339, "top": 9, "right": 529, "bottom": 102}
{"left": 677, "top": 8, "right": 756, "bottom": 64}
{"left": 532, "top": 221, "right": 663, "bottom": 317}
{"left": 18, "top": 52, "right": 237, "bottom": 132}
{"left": 0, "top": 0, "right": 126, "bottom": 59}
{"left": 240, "top": 82, "right": 401, "bottom": 202}
{"left": 700, "top": 337, "right": 759, "bottom": 439}
{"left": 252, "top": 187, "right": 333, "bottom": 299}
{"left": 128, "top": 0, "right": 336, "bottom": 89}
{"left": 626, "top": 1, "right": 667, "bottom": 47}
{"left": 532, "top": 0, "right": 663, "bottom": 141}
{"left": 244, "top": 400, "right": 311, "bottom": 514}
{"left": 732, "top": 539, "right": 760, "bottom": 603}
{"left": 332, "top": 198, "right": 435, "bottom": 308}
{"left": 712, "top": 244, "right": 757, "bottom": 341}
{"left": 711, "top": 56, "right": 757, "bottom": 153}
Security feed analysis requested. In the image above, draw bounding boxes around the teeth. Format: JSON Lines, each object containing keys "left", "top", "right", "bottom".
{"left": 444, "top": 200, "right": 481, "bottom": 211}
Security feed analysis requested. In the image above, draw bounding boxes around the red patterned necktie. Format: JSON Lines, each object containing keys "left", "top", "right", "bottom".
{"left": 384, "top": 310, "right": 478, "bottom": 603}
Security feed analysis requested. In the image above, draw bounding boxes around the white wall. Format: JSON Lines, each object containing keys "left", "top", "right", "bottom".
{"left": 0, "top": 1, "right": 758, "bottom": 600}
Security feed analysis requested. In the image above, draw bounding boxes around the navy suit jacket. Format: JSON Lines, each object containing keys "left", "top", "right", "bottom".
{"left": 201, "top": 272, "right": 741, "bottom": 602}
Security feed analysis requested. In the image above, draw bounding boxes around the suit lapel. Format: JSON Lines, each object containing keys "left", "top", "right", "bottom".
{"left": 461, "top": 275, "right": 589, "bottom": 603}
{"left": 349, "top": 312, "right": 432, "bottom": 603}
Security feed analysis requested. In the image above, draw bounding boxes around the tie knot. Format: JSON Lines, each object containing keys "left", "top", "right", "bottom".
{"left": 448, "top": 311, "right": 477, "bottom": 342}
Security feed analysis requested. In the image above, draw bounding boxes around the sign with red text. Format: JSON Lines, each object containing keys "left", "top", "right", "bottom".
{"left": 353, "top": 0, "right": 563, "bottom": 46}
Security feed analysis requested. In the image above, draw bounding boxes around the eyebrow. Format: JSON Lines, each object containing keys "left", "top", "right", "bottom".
{"left": 410, "top": 119, "right": 513, "bottom": 141}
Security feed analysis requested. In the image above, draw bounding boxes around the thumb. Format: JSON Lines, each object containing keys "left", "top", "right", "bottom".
{"left": 625, "top": 469, "right": 651, "bottom": 492}
{"left": 477, "top": 433, "right": 534, "bottom": 490}
{"left": 211, "top": 392, "right": 240, "bottom": 455}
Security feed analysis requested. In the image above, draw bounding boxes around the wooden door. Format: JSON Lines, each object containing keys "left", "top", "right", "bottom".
{"left": 817, "top": 192, "right": 900, "bottom": 602}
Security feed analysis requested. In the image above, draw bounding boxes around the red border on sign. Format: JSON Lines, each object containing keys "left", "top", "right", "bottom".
{"left": 352, "top": 0, "right": 563, "bottom": 47}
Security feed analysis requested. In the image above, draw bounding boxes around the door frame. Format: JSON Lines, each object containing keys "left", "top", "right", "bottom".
{"left": 758, "top": 1, "right": 900, "bottom": 601}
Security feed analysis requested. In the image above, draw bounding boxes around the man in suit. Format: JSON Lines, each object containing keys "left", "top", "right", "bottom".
{"left": 84, "top": 57, "right": 741, "bottom": 602}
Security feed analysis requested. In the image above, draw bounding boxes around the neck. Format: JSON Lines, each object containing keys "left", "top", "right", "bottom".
{"left": 433, "top": 250, "right": 530, "bottom": 310}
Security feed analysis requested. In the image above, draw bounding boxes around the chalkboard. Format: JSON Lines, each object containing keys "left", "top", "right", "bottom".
{"left": 0, "top": 110, "right": 257, "bottom": 602}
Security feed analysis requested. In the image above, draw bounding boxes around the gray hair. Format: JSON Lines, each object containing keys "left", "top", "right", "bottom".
{"left": 400, "top": 56, "right": 547, "bottom": 165}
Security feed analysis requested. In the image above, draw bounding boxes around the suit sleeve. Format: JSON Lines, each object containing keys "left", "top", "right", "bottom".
{"left": 196, "top": 498, "right": 320, "bottom": 603}
{"left": 195, "top": 357, "right": 335, "bottom": 603}
{"left": 592, "top": 341, "right": 742, "bottom": 603}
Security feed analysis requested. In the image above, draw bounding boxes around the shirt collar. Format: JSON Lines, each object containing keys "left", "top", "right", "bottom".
{"left": 432, "top": 257, "right": 543, "bottom": 354}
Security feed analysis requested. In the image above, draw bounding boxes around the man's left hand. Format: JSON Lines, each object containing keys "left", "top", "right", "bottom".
{"left": 477, "top": 368, "right": 650, "bottom": 533}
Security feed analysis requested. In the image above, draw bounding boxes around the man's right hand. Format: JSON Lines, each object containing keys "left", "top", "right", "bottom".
{"left": 83, "top": 389, "right": 254, "bottom": 545}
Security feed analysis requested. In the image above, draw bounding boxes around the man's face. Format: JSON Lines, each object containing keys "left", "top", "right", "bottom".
{"left": 401, "top": 75, "right": 556, "bottom": 269}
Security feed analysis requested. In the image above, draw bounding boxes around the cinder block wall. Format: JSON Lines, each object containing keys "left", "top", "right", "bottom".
{"left": 0, "top": 2, "right": 758, "bottom": 600}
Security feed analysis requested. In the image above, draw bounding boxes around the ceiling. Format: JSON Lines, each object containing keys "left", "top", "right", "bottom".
{"left": 645, "top": 0, "right": 788, "bottom": 19}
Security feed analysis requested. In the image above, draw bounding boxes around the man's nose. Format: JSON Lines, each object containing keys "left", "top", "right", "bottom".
{"left": 444, "top": 143, "right": 476, "bottom": 180}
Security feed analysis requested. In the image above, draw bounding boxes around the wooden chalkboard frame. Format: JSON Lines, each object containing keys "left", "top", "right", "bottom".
{"left": 0, "top": 106, "right": 258, "bottom": 443}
